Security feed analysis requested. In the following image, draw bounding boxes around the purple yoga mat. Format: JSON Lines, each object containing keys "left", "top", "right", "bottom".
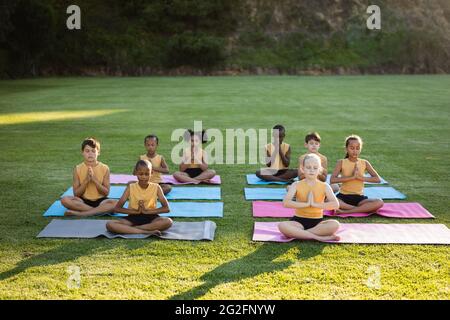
{"left": 253, "top": 222, "right": 450, "bottom": 244}
{"left": 110, "top": 174, "right": 221, "bottom": 185}
{"left": 252, "top": 201, "right": 434, "bottom": 219}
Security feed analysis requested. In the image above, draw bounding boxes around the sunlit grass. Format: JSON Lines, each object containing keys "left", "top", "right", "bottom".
{"left": 0, "top": 76, "right": 449, "bottom": 300}
{"left": 0, "top": 110, "right": 126, "bottom": 126}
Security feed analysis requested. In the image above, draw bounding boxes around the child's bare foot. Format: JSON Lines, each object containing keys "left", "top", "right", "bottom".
{"left": 64, "top": 210, "right": 79, "bottom": 216}
{"left": 317, "top": 234, "right": 341, "bottom": 242}
{"left": 146, "top": 230, "right": 162, "bottom": 236}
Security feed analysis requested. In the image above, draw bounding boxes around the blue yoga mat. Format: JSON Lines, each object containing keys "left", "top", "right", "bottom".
{"left": 44, "top": 201, "right": 223, "bottom": 218}
{"left": 326, "top": 174, "right": 388, "bottom": 185}
{"left": 246, "top": 174, "right": 298, "bottom": 185}
{"left": 244, "top": 187, "right": 406, "bottom": 200}
{"left": 60, "top": 186, "right": 221, "bottom": 200}
{"left": 246, "top": 174, "right": 388, "bottom": 185}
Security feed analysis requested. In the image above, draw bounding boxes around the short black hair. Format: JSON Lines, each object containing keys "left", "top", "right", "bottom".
{"left": 134, "top": 159, "right": 152, "bottom": 172}
{"left": 81, "top": 137, "right": 100, "bottom": 151}
{"left": 273, "top": 124, "right": 285, "bottom": 132}
{"left": 144, "top": 134, "right": 159, "bottom": 144}
{"left": 305, "top": 132, "right": 321, "bottom": 143}
{"left": 184, "top": 129, "right": 208, "bottom": 144}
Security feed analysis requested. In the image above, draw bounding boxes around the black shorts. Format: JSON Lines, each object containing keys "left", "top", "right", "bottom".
{"left": 81, "top": 197, "right": 108, "bottom": 208}
{"left": 290, "top": 216, "right": 323, "bottom": 230}
{"left": 123, "top": 214, "right": 160, "bottom": 226}
{"left": 184, "top": 168, "right": 203, "bottom": 178}
{"left": 274, "top": 169, "right": 288, "bottom": 176}
{"left": 336, "top": 193, "right": 368, "bottom": 207}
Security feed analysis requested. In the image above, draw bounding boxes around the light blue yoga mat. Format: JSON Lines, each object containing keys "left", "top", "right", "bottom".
{"left": 246, "top": 174, "right": 298, "bottom": 185}
{"left": 246, "top": 174, "right": 388, "bottom": 185}
{"left": 60, "top": 186, "right": 221, "bottom": 200}
{"left": 364, "top": 187, "right": 406, "bottom": 200}
{"left": 244, "top": 186, "right": 406, "bottom": 200}
{"left": 326, "top": 174, "right": 388, "bottom": 185}
{"left": 44, "top": 201, "right": 223, "bottom": 218}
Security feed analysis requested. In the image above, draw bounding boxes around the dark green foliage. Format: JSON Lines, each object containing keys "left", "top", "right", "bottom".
{"left": 0, "top": 0, "right": 449, "bottom": 77}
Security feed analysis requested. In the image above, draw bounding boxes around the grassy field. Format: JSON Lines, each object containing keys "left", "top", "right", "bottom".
{"left": 0, "top": 75, "right": 449, "bottom": 300}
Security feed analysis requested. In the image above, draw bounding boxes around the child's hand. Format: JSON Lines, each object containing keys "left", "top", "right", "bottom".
{"left": 138, "top": 201, "right": 145, "bottom": 213}
{"left": 354, "top": 163, "right": 364, "bottom": 181}
{"left": 353, "top": 164, "right": 360, "bottom": 179}
{"left": 87, "top": 167, "right": 94, "bottom": 180}
{"left": 307, "top": 192, "right": 314, "bottom": 206}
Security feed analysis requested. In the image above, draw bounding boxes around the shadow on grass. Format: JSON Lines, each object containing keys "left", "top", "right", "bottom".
{"left": 0, "top": 240, "right": 146, "bottom": 281}
{"left": 170, "top": 242, "right": 325, "bottom": 300}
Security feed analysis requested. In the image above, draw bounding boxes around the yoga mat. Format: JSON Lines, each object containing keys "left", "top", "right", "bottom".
{"left": 61, "top": 186, "right": 221, "bottom": 200}
{"left": 252, "top": 222, "right": 450, "bottom": 244}
{"left": 162, "top": 175, "right": 221, "bottom": 185}
{"left": 44, "top": 201, "right": 223, "bottom": 218}
{"left": 244, "top": 187, "right": 406, "bottom": 200}
{"left": 326, "top": 174, "right": 388, "bottom": 185}
{"left": 252, "top": 201, "right": 434, "bottom": 219}
{"left": 246, "top": 174, "right": 298, "bottom": 185}
{"left": 110, "top": 174, "right": 221, "bottom": 185}
{"left": 37, "top": 219, "right": 217, "bottom": 241}
{"left": 246, "top": 174, "right": 387, "bottom": 185}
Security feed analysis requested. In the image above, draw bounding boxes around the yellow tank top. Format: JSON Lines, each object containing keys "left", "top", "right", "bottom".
{"left": 340, "top": 158, "right": 366, "bottom": 195}
{"left": 295, "top": 180, "right": 326, "bottom": 219}
{"left": 76, "top": 162, "right": 109, "bottom": 200}
{"left": 266, "top": 143, "right": 290, "bottom": 170}
{"left": 128, "top": 182, "right": 158, "bottom": 210}
{"left": 140, "top": 154, "right": 162, "bottom": 183}
{"left": 184, "top": 148, "right": 206, "bottom": 169}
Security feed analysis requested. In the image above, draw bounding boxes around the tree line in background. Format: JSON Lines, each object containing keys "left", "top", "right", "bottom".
{"left": 1, "top": 0, "right": 449, "bottom": 78}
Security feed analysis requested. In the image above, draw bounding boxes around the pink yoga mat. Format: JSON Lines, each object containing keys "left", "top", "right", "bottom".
{"left": 253, "top": 222, "right": 450, "bottom": 244}
{"left": 110, "top": 174, "right": 221, "bottom": 185}
{"left": 252, "top": 201, "right": 434, "bottom": 219}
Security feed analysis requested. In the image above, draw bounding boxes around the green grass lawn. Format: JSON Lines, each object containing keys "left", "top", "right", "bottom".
{"left": 0, "top": 75, "right": 449, "bottom": 299}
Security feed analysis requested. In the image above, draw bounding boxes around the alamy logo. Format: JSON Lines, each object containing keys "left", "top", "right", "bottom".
{"left": 66, "top": 5, "right": 81, "bottom": 30}
{"left": 367, "top": 5, "right": 381, "bottom": 30}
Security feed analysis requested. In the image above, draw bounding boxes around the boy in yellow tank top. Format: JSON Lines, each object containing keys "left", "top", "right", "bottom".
{"left": 330, "top": 135, "right": 384, "bottom": 214}
{"left": 62, "top": 138, "right": 117, "bottom": 216}
{"left": 140, "top": 134, "right": 172, "bottom": 195}
{"left": 255, "top": 125, "right": 297, "bottom": 182}
{"left": 278, "top": 154, "right": 340, "bottom": 241}
{"left": 298, "top": 132, "right": 328, "bottom": 181}
{"left": 298, "top": 132, "right": 339, "bottom": 193}
{"left": 107, "top": 160, "right": 172, "bottom": 235}
{"left": 173, "top": 129, "right": 216, "bottom": 184}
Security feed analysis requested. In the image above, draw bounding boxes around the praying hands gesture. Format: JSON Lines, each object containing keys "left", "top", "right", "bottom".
{"left": 307, "top": 191, "right": 319, "bottom": 208}
{"left": 353, "top": 162, "right": 364, "bottom": 181}
{"left": 138, "top": 200, "right": 146, "bottom": 214}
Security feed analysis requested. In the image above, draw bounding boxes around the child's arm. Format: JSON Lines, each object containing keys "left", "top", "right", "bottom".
{"left": 199, "top": 151, "right": 209, "bottom": 171}
{"left": 310, "top": 184, "right": 340, "bottom": 210}
{"left": 298, "top": 155, "right": 305, "bottom": 180}
{"left": 179, "top": 152, "right": 190, "bottom": 172}
{"left": 152, "top": 156, "right": 170, "bottom": 174}
{"left": 91, "top": 167, "right": 110, "bottom": 197}
{"left": 264, "top": 148, "right": 272, "bottom": 167}
{"left": 279, "top": 146, "right": 291, "bottom": 168}
{"left": 73, "top": 167, "right": 89, "bottom": 197}
{"left": 363, "top": 160, "right": 381, "bottom": 183}
{"left": 330, "top": 160, "right": 355, "bottom": 184}
{"left": 159, "top": 156, "right": 170, "bottom": 173}
{"left": 142, "top": 185, "right": 171, "bottom": 215}
{"left": 283, "top": 182, "right": 310, "bottom": 209}
{"left": 318, "top": 157, "right": 328, "bottom": 182}
{"left": 113, "top": 186, "right": 140, "bottom": 215}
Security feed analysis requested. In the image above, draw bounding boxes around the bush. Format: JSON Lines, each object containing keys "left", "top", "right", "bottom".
{"left": 165, "top": 32, "right": 226, "bottom": 69}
